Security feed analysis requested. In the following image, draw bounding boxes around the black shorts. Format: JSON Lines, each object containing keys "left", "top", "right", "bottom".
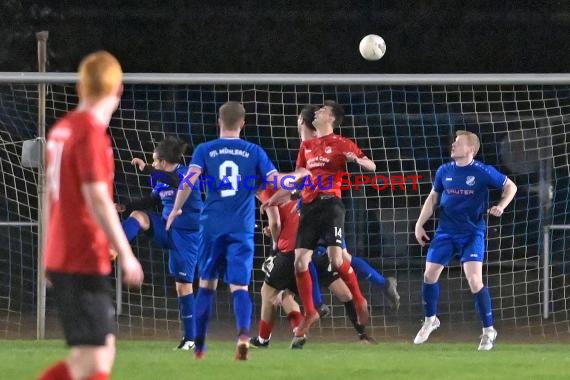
{"left": 47, "top": 271, "right": 115, "bottom": 346}
{"left": 296, "top": 196, "right": 345, "bottom": 250}
{"left": 263, "top": 251, "right": 339, "bottom": 292}
{"left": 264, "top": 252, "right": 296, "bottom": 292}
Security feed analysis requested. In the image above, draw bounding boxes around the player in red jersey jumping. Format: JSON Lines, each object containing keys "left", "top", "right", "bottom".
{"left": 292, "top": 100, "right": 377, "bottom": 343}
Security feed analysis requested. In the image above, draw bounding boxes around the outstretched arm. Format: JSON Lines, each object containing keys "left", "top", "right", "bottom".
{"left": 415, "top": 189, "right": 440, "bottom": 247}
{"left": 345, "top": 152, "right": 376, "bottom": 172}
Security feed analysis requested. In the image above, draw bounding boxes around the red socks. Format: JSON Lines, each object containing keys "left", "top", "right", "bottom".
{"left": 337, "top": 260, "right": 366, "bottom": 304}
{"left": 38, "top": 361, "right": 109, "bottom": 380}
{"left": 38, "top": 361, "right": 72, "bottom": 380}
{"left": 295, "top": 270, "right": 317, "bottom": 315}
{"left": 287, "top": 311, "right": 303, "bottom": 330}
{"left": 258, "top": 319, "right": 273, "bottom": 340}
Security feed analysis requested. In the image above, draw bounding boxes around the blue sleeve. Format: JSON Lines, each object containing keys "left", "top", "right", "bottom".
{"left": 256, "top": 146, "right": 277, "bottom": 177}
{"left": 433, "top": 166, "right": 445, "bottom": 193}
{"left": 484, "top": 164, "right": 508, "bottom": 189}
{"left": 190, "top": 144, "right": 206, "bottom": 172}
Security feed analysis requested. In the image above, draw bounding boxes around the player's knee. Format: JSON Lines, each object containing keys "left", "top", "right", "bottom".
{"left": 176, "top": 282, "right": 193, "bottom": 296}
{"left": 130, "top": 210, "right": 150, "bottom": 230}
{"left": 423, "top": 272, "right": 439, "bottom": 284}
{"left": 466, "top": 276, "right": 484, "bottom": 293}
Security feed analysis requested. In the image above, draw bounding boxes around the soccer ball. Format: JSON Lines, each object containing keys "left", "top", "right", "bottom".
{"left": 359, "top": 34, "right": 386, "bottom": 61}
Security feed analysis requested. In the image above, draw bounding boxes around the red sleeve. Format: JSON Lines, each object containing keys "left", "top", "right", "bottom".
{"left": 296, "top": 141, "right": 307, "bottom": 168}
{"left": 258, "top": 188, "right": 276, "bottom": 203}
{"left": 75, "top": 127, "right": 112, "bottom": 183}
{"left": 345, "top": 138, "right": 365, "bottom": 158}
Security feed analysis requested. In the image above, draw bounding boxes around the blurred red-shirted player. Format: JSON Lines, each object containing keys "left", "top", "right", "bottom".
{"left": 39, "top": 51, "right": 143, "bottom": 380}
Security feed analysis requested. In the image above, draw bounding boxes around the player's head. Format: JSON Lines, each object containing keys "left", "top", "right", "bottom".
{"left": 77, "top": 51, "right": 123, "bottom": 103}
{"left": 451, "top": 130, "right": 480, "bottom": 160}
{"left": 152, "top": 136, "right": 188, "bottom": 169}
{"left": 313, "top": 100, "right": 344, "bottom": 129}
{"left": 219, "top": 101, "right": 246, "bottom": 132}
{"left": 298, "top": 105, "right": 318, "bottom": 142}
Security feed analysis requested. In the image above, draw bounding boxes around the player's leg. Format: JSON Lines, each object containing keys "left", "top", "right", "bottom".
{"left": 192, "top": 231, "right": 223, "bottom": 359}
{"left": 343, "top": 248, "right": 401, "bottom": 311}
{"left": 322, "top": 198, "right": 368, "bottom": 325}
{"left": 279, "top": 290, "right": 303, "bottom": 333}
{"left": 251, "top": 282, "right": 279, "bottom": 347}
{"left": 294, "top": 199, "right": 322, "bottom": 327}
{"left": 169, "top": 228, "right": 200, "bottom": 350}
{"left": 227, "top": 232, "right": 256, "bottom": 360}
{"left": 414, "top": 234, "right": 451, "bottom": 344}
{"left": 121, "top": 210, "right": 151, "bottom": 241}
{"left": 461, "top": 234, "right": 497, "bottom": 351}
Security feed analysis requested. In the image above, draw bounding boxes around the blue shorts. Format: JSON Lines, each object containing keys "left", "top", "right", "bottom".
{"left": 426, "top": 231, "right": 485, "bottom": 266}
{"left": 148, "top": 212, "right": 200, "bottom": 283}
{"left": 199, "top": 230, "right": 254, "bottom": 286}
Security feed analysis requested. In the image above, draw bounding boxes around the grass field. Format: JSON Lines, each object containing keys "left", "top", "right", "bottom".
{"left": 2, "top": 339, "right": 569, "bottom": 379}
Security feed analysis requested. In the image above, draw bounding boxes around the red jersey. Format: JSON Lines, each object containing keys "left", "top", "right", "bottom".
{"left": 258, "top": 188, "right": 298, "bottom": 253}
{"left": 45, "top": 111, "right": 115, "bottom": 275}
{"left": 296, "top": 133, "right": 364, "bottom": 204}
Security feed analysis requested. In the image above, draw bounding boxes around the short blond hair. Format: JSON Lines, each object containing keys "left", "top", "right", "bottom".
{"left": 456, "top": 130, "right": 480, "bottom": 156}
{"left": 78, "top": 51, "right": 123, "bottom": 99}
{"left": 219, "top": 101, "right": 246, "bottom": 130}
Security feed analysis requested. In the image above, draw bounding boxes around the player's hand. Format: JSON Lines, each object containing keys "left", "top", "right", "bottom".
{"left": 109, "top": 248, "right": 118, "bottom": 261}
{"left": 415, "top": 224, "right": 430, "bottom": 247}
{"left": 295, "top": 167, "right": 311, "bottom": 179}
{"left": 131, "top": 158, "right": 146, "bottom": 171}
{"left": 118, "top": 251, "right": 144, "bottom": 288}
{"left": 344, "top": 152, "right": 358, "bottom": 163}
{"left": 488, "top": 205, "right": 505, "bottom": 217}
{"left": 262, "top": 226, "right": 272, "bottom": 237}
{"left": 166, "top": 208, "right": 182, "bottom": 230}
{"left": 115, "top": 203, "right": 126, "bottom": 213}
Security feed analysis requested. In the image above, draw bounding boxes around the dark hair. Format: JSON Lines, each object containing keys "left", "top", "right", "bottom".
{"left": 219, "top": 101, "right": 246, "bottom": 130}
{"left": 155, "top": 136, "right": 187, "bottom": 163}
{"left": 299, "top": 105, "right": 318, "bottom": 131}
{"left": 324, "top": 100, "right": 344, "bottom": 128}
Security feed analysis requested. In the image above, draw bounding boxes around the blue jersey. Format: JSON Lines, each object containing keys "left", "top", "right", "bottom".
{"left": 152, "top": 164, "right": 202, "bottom": 230}
{"left": 433, "top": 160, "right": 507, "bottom": 234}
{"left": 191, "top": 138, "right": 277, "bottom": 233}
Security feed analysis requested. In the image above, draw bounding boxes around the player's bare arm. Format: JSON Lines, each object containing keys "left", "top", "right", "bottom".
{"left": 414, "top": 189, "right": 440, "bottom": 247}
{"left": 81, "top": 181, "right": 144, "bottom": 287}
{"left": 264, "top": 205, "right": 281, "bottom": 250}
{"left": 166, "top": 165, "right": 202, "bottom": 229}
{"left": 488, "top": 178, "right": 517, "bottom": 217}
{"left": 344, "top": 152, "right": 376, "bottom": 171}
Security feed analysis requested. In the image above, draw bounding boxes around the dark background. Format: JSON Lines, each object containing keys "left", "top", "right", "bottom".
{"left": 2, "top": 0, "right": 569, "bottom": 73}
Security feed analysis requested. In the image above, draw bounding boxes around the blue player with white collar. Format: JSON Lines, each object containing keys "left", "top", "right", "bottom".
{"left": 413, "top": 130, "right": 517, "bottom": 351}
{"left": 167, "top": 101, "right": 309, "bottom": 360}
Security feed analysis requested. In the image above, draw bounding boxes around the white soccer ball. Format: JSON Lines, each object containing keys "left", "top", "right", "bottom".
{"left": 359, "top": 34, "right": 386, "bottom": 61}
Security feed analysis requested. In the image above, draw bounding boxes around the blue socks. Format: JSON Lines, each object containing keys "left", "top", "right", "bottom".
{"left": 194, "top": 287, "right": 215, "bottom": 351}
{"left": 351, "top": 257, "right": 386, "bottom": 287}
{"left": 178, "top": 293, "right": 194, "bottom": 341}
{"left": 474, "top": 286, "right": 494, "bottom": 327}
{"left": 232, "top": 289, "right": 252, "bottom": 337}
{"left": 309, "top": 261, "right": 323, "bottom": 308}
{"left": 422, "top": 282, "right": 440, "bottom": 317}
{"left": 122, "top": 217, "right": 141, "bottom": 242}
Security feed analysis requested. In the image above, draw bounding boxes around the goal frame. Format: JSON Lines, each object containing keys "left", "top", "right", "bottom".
{"left": 0, "top": 70, "right": 568, "bottom": 339}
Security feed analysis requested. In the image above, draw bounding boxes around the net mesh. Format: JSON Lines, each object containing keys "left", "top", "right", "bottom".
{"left": 1, "top": 80, "right": 570, "bottom": 340}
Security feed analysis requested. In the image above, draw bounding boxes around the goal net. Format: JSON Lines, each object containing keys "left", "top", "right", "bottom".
{"left": 1, "top": 75, "right": 569, "bottom": 340}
